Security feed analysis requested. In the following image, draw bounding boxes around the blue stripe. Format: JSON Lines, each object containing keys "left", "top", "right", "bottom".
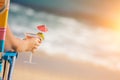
{"left": 0, "top": 63, "right": 2, "bottom": 73}
{"left": 0, "top": 40, "right": 5, "bottom": 52}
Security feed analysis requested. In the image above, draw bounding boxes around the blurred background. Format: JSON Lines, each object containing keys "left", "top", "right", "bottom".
{"left": 9, "top": 0, "right": 120, "bottom": 80}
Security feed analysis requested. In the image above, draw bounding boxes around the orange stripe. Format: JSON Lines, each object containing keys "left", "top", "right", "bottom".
{"left": 0, "top": 9, "right": 8, "bottom": 28}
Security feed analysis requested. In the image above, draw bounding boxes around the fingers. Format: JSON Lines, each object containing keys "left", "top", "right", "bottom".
{"left": 33, "top": 39, "right": 41, "bottom": 48}
{"left": 28, "top": 38, "right": 41, "bottom": 52}
{"left": 15, "top": 37, "right": 42, "bottom": 53}
{"left": 32, "top": 43, "right": 40, "bottom": 53}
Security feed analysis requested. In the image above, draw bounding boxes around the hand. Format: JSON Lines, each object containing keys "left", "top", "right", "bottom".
{"left": 26, "top": 37, "right": 41, "bottom": 53}
{"left": 16, "top": 37, "right": 41, "bottom": 53}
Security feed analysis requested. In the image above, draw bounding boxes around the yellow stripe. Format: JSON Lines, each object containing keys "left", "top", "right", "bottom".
{"left": 0, "top": 9, "right": 8, "bottom": 28}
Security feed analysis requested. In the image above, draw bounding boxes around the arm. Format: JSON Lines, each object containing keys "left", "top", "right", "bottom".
{"left": 5, "top": 25, "right": 41, "bottom": 52}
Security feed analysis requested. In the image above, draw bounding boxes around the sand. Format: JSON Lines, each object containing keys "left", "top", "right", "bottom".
{"left": 12, "top": 53, "right": 120, "bottom": 80}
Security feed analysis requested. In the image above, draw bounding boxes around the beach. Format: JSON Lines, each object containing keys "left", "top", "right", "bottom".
{"left": 12, "top": 52, "right": 120, "bottom": 80}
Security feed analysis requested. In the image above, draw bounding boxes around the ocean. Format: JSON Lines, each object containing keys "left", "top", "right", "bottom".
{"left": 9, "top": 3, "right": 120, "bottom": 71}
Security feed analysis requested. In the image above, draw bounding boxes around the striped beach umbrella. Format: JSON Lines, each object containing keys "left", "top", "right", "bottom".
{"left": 0, "top": 0, "right": 10, "bottom": 80}
{"left": 0, "top": 0, "right": 9, "bottom": 55}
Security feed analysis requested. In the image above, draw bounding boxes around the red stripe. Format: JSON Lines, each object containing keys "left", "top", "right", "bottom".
{"left": 0, "top": 28, "right": 6, "bottom": 40}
